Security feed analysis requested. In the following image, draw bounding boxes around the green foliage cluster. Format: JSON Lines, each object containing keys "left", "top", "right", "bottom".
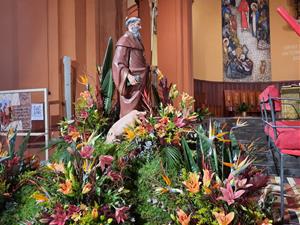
{"left": 0, "top": 185, "right": 41, "bottom": 225}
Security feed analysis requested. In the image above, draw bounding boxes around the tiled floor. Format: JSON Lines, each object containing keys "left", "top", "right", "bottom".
{"left": 267, "top": 176, "right": 300, "bottom": 224}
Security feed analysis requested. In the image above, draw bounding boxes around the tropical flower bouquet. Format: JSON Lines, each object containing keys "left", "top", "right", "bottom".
{"left": 0, "top": 71, "right": 274, "bottom": 225}
{"left": 124, "top": 113, "right": 273, "bottom": 225}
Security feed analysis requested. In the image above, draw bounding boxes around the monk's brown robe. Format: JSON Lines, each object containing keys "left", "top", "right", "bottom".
{"left": 112, "top": 31, "right": 149, "bottom": 118}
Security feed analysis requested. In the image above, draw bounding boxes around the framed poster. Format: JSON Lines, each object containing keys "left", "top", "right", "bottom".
{"left": 222, "top": 0, "right": 271, "bottom": 82}
{"left": 0, "top": 93, "right": 31, "bottom": 131}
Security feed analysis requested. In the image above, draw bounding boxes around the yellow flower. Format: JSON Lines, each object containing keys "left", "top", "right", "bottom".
{"left": 71, "top": 213, "right": 81, "bottom": 222}
{"left": 169, "top": 84, "right": 179, "bottom": 100}
{"left": 0, "top": 143, "right": 8, "bottom": 157}
{"left": 164, "top": 104, "right": 175, "bottom": 115}
{"left": 134, "top": 126, "right": 147, "bottom": 137}
{"left": 213, "top": 211, "right": 235, "bottom": 225}
{"left": 181, "top": 92, "right": 195, "bottom": 106}
{"left": 47, "top": 162, "right": 65, "bottom": 173}
{"left": 156, "top": 68, "right": 164, "bottom": 81}
{"left": 31, "top": 192, "right": 48, "bottom": 203}
{"left": 58, "top": 179, "right": 73, "bottom": 195}
{"left": 182, "top": 172, "right": 200, "bottom": 194}
{"left": 177, "top": 209, "right": 191, "bottom": 225}
{"left": 92, "top": 207, "right": 98, "bottom": 219}
{"left": 124, "top": 127, "right": 135, "bottom": 141}
{"left": 80, "top": 204, "right": 88, "bottom": 211}
{"left": 82, "top": 182, "right": 92, "bottom": 194}
{"left": 83, "top": 159, "right": 95, "bottom": 174}
{"left": 78, "top": 74, "right": 89, "bottom": 85}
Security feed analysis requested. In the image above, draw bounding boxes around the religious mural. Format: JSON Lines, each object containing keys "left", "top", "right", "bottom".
{"left": 222, "top": 0, "right": 271, "bottom": 82}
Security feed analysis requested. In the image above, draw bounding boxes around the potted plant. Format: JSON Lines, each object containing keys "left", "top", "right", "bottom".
{"left": 237, "top": 102, "right": 250, "bottom": 117}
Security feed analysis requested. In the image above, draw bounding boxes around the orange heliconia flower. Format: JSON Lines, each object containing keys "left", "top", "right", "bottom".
{"left": 213, "top": 211, "right": 235, "bottom": 225}
{"left": 182, "top": 172, "right": 200, "bottom": 193}
{"left": 162, "top": 174, "right": 172, "bottom": 186}
{"left": 78, "top": 74, "right": 89, "bottom": 86}
{"left": 31, "top": 192, "right": 48, "bottom": 203}
{"left": 82, "top": 182, "right": 92, "bottom": 194}
{"left": 69, "top": 130, "right": 80, "bottom": 142}
{"left": 176, "top": 209, "right": 191, "bottom": 225}
{"left": 47, "top": 162, "right": 65, "bottom": 173}
{"left": 58, "top": 179, "right": 73, "bottom": 195}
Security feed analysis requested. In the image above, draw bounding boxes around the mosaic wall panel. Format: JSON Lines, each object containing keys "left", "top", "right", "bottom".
{"left": 222, "top": 0, "right": 271, "bottom": 82}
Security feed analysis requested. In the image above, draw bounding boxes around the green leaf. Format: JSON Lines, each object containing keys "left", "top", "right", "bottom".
{"left": 102, "top": 69, "right": 114, "bottom": 114}
{"left": 100, "top": 37, "right": 113, "bottom": 84}
{"left": 17, "top": 131, "right": 31, "bottom": 160}
{"left": 181, "top": 137, "right": 199, "bottom": 172}
{"left": 160, "top": 146, "right": 182, "bottom": 172}
{"left": 99, "top": 37, "right": 115, "bottom": 115}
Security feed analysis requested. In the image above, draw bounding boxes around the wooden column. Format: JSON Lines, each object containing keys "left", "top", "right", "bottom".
{"left": 86, "top": 0, "right": 97, "bottom": 85}
{"left": 99, "top": 0, "right": 126, "bottom": 61}
{"left": 138, "top": 0, "right": 151, "bottom": 64}
{"left": 47, "top": 0, "right": 61, "bottom": 117}
{"left": 157, "top": 0, "right": 193, "bottom": 96}
{"left": 58, "top": 0, "right": 77, "bottom": 59}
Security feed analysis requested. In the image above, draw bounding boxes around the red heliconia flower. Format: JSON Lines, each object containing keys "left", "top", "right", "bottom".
{"left": 117, "top": 157, "right": 127, "bottom": 170}
{"left": 49, "top": 204, "right": 69, "bottom": 225}
{"left": 79, "top": 145, "right": 94, "bottom": 159}
{"left": 115, "top": 206, "right": 130, "bottom": 224}
{"left": 107, "top": 170, "right": 123, "bottom": 181}
{"left": 99, "top": 155, "right": 114, "bottom": 172}
{"left": 80, "top": 111, "right": 89, "bottom": 119}
{"left": 68, "top": 125, "right": 77, "bottom": 133}
{"left": 67, "top": 205, "right": 80, "bottom": 217}
{"left": 63, "top": 135, "right": 72, "bottom": 143}
{"left": 174, "top": 117, "right": 186, "bottom": 128}
{"left": 7, "top": 156, "right": 20, "bottom": 168}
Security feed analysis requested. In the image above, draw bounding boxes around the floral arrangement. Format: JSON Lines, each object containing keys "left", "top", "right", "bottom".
{"left": 29, "top": 79, "right": 132, "bottom": 225}
{"left": 0, "top": 71, "right": 275, "bottom": 225}
{"left": 126, "top": 116, "right": 273, "bottom": 225}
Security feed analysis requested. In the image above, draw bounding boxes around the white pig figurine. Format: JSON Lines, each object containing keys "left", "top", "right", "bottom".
{"left": 105, "top": 110, "right": 146, "bottom": 144}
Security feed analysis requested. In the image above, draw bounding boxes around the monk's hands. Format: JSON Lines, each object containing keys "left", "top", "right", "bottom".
{"left": 127, "top": 74, "right": 138, "bottom": 85}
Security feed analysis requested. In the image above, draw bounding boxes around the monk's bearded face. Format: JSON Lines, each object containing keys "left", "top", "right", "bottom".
{"left": 129, "top": 22, "right": 141, "bottom": 38}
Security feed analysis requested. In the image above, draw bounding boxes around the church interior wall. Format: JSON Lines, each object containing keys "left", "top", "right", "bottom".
{"left": 192, "top": 0, "right": 299, "bottom": 82}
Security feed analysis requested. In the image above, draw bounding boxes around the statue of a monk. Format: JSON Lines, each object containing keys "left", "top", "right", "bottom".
{"left": 112, "top": 17, "right": 149, "bottom": 118}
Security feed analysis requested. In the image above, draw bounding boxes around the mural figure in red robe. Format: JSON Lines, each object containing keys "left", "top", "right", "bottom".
{"left": 238, "top": 0, "right": 249, "bottom": 30}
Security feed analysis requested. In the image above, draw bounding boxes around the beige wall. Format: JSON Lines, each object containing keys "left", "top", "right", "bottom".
{"left": 270, "top": 0, "right": 300, "bottom": 81}
{"left": 192, "top": 0, "right": 222, "bottom": 81}
{"left": 192, "top": 0, "right": 300, "bottom": 82}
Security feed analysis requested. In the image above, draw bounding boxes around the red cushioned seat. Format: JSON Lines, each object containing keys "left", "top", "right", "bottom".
{"left": 275, "top": 129, "right": 300, "bottom": 156}
{"left": 281, "top": 149, "right": 300, "bottom": 156}
{"left": 264, "top": 120, "right": 300, "bottom": 141}
{"left": 259, "top": 85, "right": 281, "bottom": 111}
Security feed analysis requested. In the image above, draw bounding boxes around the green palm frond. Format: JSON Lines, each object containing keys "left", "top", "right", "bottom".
{"left": 160, "top": 146, "right": 182, "bottom": 172}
